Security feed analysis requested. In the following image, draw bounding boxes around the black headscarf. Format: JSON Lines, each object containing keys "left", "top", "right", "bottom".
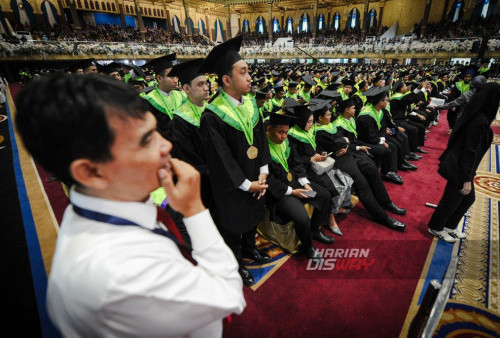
{"left": 449, "top": 82, "right": 500, "bottom": 146}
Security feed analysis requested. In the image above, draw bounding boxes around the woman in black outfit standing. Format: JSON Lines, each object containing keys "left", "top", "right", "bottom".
{"left": 428, "top": 82, "right": 500, "bottom": 242}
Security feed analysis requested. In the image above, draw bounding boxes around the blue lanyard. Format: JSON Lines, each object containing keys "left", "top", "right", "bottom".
{"left": 72, "top": 205, "right": 183, "bottom": 249}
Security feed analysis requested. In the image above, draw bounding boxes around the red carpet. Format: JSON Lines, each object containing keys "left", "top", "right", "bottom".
{"left": 223, "top": 117, "right": 450, "bottom": 337}
{"left": 10, "top": 82, "right": 450, "bottom": 336}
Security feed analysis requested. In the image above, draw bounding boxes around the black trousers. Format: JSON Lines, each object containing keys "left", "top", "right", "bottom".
{"left": 274, "top": 196, "right": 313, "bottom": 250}
{"left": 222, "top": 227, "right": 258, "bottom": 265}
{"left": 335, "top": 154, "right": 391, "bottom": 223}
{"left": 428, "top": 181, "right": 475, "bottom": 231}
{"left": 369, "top": 143, "right": 398, "bottom": 173}
{"left": 396, "top": 120, "right": 420, "bottom": 151}
{"left": 447, "top": 107, "right": 458, "bottom": 129}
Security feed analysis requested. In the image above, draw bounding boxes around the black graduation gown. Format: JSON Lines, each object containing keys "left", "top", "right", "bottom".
{"left": 315, "top": 128, "right": 392, "bottom": 222}
{"left": 200, "top": 105, "right": 271, "bottom": 234}
{"left": 170, "top": 115, "right": 215, "bottom": 212}
{"left": 266, "top": 143, "right": 330, "bottom": 226}
{"left": 146, "top": 101, "right": 173, "bottom": 139}
{"left": 287, "top": 135, "right": 339, "bottom": 198}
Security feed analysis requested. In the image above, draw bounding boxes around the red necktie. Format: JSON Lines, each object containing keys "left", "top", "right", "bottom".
{"left": 156, "top": 206, "right": 197, "bottom": 265}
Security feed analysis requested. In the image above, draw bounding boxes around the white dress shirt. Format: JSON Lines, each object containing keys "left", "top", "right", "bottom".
{"left": 47, "top": 188, "right": 246, "bottom": 337}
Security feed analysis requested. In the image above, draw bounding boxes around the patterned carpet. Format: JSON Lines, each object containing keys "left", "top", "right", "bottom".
{"left": 401, "top": 118, "right": 500, "bottom": 337}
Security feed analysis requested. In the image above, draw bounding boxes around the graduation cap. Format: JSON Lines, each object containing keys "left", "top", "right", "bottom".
{"left": 341, "top": 78, "right": 355, "bottom": 87}
{"left": 269, "top": 113, "right": 296, "bottom": 127}
{"left": 326, "top": 83, "right": 341, "bottom": 91}
{"left": 274, "top": 84, "right": 285, "bottom": 93}
{"left": 392, "top": 79, "right": 404, "bottom": 93}
{"left": 80, "top": 58, "right": 97, "bottom": 70}
{"left": 318, "top": 90, "right": 342, "bottom": 101}
{"left": 199, "top": 35, "right": 243, "bottom": 76}
{"left": 364, "top": 85, "right": 390, "bottom": 100}
{"left": 146, "top": 53, "right": 178, "bottom": 75}
{"left": 311, "top": 100, "right": 331, "bottom": 120}
{"left": 255, "top": 85, "right": 272, "bottom": 100}
{"left": 302, "top": 75, "right": 316, "bottom": 88}
{"left": 168, "top": 58, "right": 204, "bottom": 85}
{"left": 99, "top": 62, "right": 122, "bottom": 75}
{"left": 336, "top": 98, "right": 356, "bottom": 113}
{"left": 357, "top": 80, "right": 368, "bottom": 90}
{"left": 288, "top": 81, "right": 299, "bottom": 88}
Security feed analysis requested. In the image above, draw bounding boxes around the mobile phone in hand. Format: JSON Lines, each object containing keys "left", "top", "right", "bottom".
{"left": 304, "top": 190, "right": 317, "bottom": 198}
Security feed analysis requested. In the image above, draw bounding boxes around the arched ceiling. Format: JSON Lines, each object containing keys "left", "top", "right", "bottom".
{"left": 158, "top": 0, "right": 380, "bottom": 15}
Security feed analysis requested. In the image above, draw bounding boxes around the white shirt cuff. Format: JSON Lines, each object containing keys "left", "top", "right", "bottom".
{"left": 355, "top": 146, "right": 360, "bottom": 150}
{"left": 298, "top": 177, "right": 310, "bottom": 186}
{"left": 285, "top": 186, "right": 293, "bottom": 195}
{"left": 379, "top": 137, "right": 385, "bottom": 144}
{"left": 410, "top": 112, "right": 417, "bottom": 116}
{"left": 260, "top": 165, "right": 269, "bottom": 174}
{"left": 239, "top": 179, "right": 252, "bottom": 191}
{"left": 344, "top": 137, "right": 350, "bottom": 143}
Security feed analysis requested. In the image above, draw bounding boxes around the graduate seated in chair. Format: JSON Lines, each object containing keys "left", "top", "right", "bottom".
{"left": 266, "top": 113, "right": 331, "bottom": 261}
{"left": 316, "top": 98, "right": 406, "bottom": 232}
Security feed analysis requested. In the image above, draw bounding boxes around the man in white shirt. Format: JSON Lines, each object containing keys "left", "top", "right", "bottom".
{"left": 15, "top": 73, "right": 246, "bottom": 337}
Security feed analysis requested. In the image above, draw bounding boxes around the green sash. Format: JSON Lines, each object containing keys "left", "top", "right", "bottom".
{"left": 299, "top": 90, "right": 311, "bottom": 103}
{"left": 174, "top": 99, "right": 206, "bottom": 128}
{"left": 391, "top": 92, "right": 406, "bottom": 100}
{"left": 316, "top": 122, "right": 337, "bottom": 135}
{"left": 334, "top": 115, "right": 357, "bottom": 138}
{"left": 146, "top": 88, "right": 184, "bottom": 119}
{"left": 480, "top": 66, "right": 490, "bottom": 74}
{"left": 456, "top": 81, "right": 470, "bottom": 94}
{"left": 355, "top": 91, "right": 367, "bottom": 105}
{"left": 206, "top": 90, "right": 259, "bottom": 146}
{"left": 272, "top": 97, "right": 284, "bottom": 109}
{"left": 263, "top": 100, "right": 274, "bottom": 113}
{"left": 358, "top": 103, "right": 383, "bottom": 130}
{"left": 268, "top": 137, "right": 290, "bottom": 173}
{"left": 288, "top": 125, "right": 316, "bottom": 151}
{"left": 337, "top": 88, "right": 349, "bottom": 100}
{"left": 286, "top": 92, "right": 299, "bottom": 100}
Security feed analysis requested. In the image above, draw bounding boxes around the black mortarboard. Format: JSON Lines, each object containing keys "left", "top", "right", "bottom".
{"left": 146, "top": 53, "right": 178, "bottom": 74}
{"left": 326, "top": 83, "right": 341, "bottom": 91}
{"left": 318, "top": 90, "right": 342, "bottom": 101}
{"left": 200, "top": 35, "right": 243, "bottom": 76}
{"left": 255, "top": 85, "right": 271, "bottom": 100}
{"left": 311, "top": 100, "right": 331, "bottom": 120}
{"left": 336, "top": 98, "right": 356, "bottom": 113}
{"left": 169, "top": 58, "right": 204, "bottom": 85}
{"left": 288, "top": 81, "right": 299, "bottom": 88}
{"left": 80, "top": 58, "right": 97, "bottom": 70}
{"left": 274, "top": 84, "right": 285, "bottom": 93}
{"left": 392, "top": 79, "right": 404, "bottom": 93}
{"left": 284, "top": 97, "right": 300, "bottom": 110}
{"left": 302, "top": 75, "right": 316, "bottom": 88}
{"left": 100, "top": 62, "right": 122, "bottom": 74}
{"left": 341, "top": 78, "right": 355, "bottom": 87}
{"left": 364, "top": 85, "right": 390, "bottom": 98}
{"left": 358, "top": 80, "right": 367, "bottom": 89}
{"left": 269, "top": 113, "right": 295, "bottom": 126}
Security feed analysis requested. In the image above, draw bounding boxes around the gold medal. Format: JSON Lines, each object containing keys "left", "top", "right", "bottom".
{"left": 247, "top": 145, "right": 258, "bottom": 159}
{"left": 287, "top": 172, "right": 293, "bottom": 182}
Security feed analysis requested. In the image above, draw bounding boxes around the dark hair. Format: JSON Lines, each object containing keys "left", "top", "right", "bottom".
{"left": 216, "top": 66, "right": 234, "bottom": 87}
{"left": 15, "top": 73, "right": 149, "bottom": 186}
{"left": 367, "top": 92, "right": 388, "bottom": 106}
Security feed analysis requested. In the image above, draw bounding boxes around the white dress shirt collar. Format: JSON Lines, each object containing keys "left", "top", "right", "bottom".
{"left": 158, "top": 88, "right": 172, "bottom": 96}
{"left": 70, "top": 187, "right": 157, "bottom": 231}
{"left": 226, "top": 92, "right": 243, "bottom": 107}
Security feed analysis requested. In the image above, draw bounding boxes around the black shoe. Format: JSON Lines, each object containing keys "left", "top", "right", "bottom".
{"left": 416, "top": 147, "right": 428, "bottom": 154}
{"left": 312, "top": 230, "right": 334, "bottom": 244}
{"left": 242, "top": 249, "right": 272, "bottom": 263}
{"left": 383, "top": 202, "right": 407, "bottom": 215}
{"left": 238, "top": 267, "right": 254, "bottom": 286}
{"left": 383, "top": 172, "right": 403, "bottom": 185}
{"left": 400, "top": 161, "right": 418, "bottom": 170}
{"left": 410, "top": 152, "right": 423, "bottom": 160}
{"left": 383, "top": 216, "right": 406, "bottom": 232}
{"left": 306, "top": 246, "right": 324, "bottom": 264}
